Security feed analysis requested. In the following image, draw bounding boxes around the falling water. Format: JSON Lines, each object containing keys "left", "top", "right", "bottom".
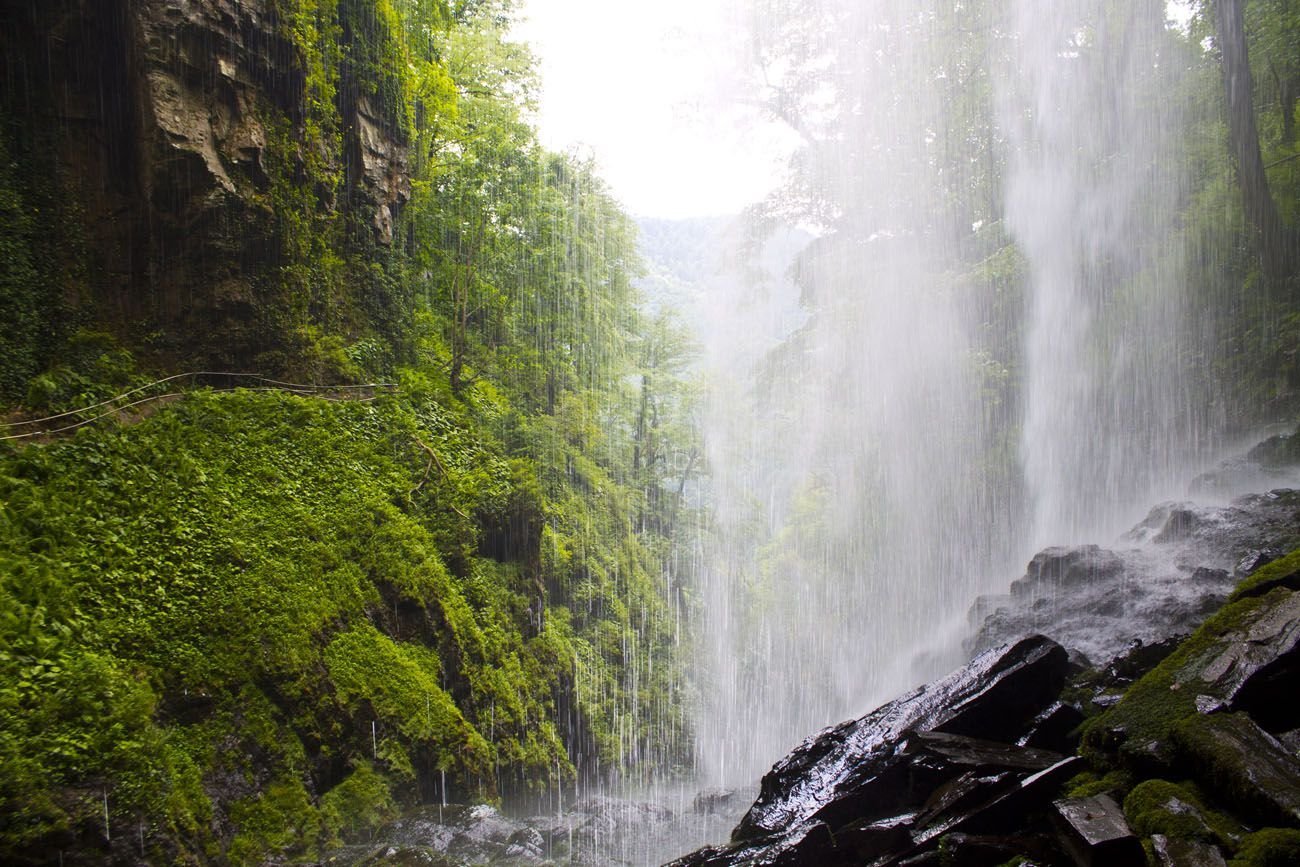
{"left": 1003, "top": 0, "right": 1202, "bottom": 550}
{"left": 687, "top": 0, "right": 1209, "bottom": 800}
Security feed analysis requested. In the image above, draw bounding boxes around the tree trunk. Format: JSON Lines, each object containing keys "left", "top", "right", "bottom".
{"left": 1215, "top": 0, "right": 1296, "bottom": 288}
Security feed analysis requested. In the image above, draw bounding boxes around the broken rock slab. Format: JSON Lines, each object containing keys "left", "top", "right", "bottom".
{"left": 733, "top": 635, "right": 1069, "bottom": 842}
{"left": 1052, "top": 793, "right": 1145, "bottom": 867}
{"left": 1174, "top": 711, "right": 1300, "bottom": 829}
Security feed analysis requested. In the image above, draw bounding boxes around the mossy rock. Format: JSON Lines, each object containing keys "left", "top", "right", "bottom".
{"left": 1122, "top": 779, "right": 1239, "bottom": 847}
{"left": 1232, "top": 547, "right": 1300, "bottom": 601}
{"left": 1065, "top": 769, "right": 1135, "bottom": 800}
{"left": 1080, "top": 587, "right": 1298, "bottom": 772}
{"left": 1227, "top": 828, "right": 1300, "bottom": 867}
{"left": 1172, "top": 713, "right": 1300, "bottom": 830}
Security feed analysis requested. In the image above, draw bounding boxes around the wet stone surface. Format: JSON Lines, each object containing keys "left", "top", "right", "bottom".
{"left": 968, "top": 488, "right": 1300, "bottom": 665}
{"left": 667, "top": 636, "right": 1078, "bottom": 866}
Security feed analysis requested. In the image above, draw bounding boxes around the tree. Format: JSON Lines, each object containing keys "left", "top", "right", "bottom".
{"left": 1214, "top": 0, "right": 1298, "bottom": 287}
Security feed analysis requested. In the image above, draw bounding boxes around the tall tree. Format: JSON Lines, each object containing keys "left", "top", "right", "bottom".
{"left": 1214, "top": 0, "right": 1298, "bottom": 286}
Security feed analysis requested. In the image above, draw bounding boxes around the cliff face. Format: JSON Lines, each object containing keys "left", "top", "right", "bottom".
{"left": 0, "top": 0, "right": 409, "bottom": 368}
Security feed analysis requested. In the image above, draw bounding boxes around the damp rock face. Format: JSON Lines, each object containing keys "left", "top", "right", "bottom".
{"left": 667, "top": 636, "right": 1081, "bottom": 866}
{"left": 0, "top": 0, "right": 410, "bottom": 363}
{"left": 968, "top": 488, "right": 1300, "bottom": 665}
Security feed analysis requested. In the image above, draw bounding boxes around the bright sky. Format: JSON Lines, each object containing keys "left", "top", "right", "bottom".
{"left": 511, "top": 0, "right": 796, "bottom": 218}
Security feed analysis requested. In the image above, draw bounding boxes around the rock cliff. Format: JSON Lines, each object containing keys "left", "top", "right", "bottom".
{"left": 0, "top": 0, "right": 409, "bottom": 366}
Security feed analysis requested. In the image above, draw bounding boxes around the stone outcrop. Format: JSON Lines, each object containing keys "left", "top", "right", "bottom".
{"left": 669, "top": 573, "right": 1300, "bottom": 866}
{"left": 0, "top": 0, "right": 410, "bottom": 363}
{"left": 667, "top": 636, "right": 1082, "bottom": 866}
{"left": 969, "top": 488, "right": 1300, "bottom": 666}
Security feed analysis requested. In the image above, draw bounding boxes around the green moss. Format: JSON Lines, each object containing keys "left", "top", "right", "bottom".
{"left": 1080, "top": 589, "right": 1290, "bottom": 769}
{"left": 1232, "top": 547, "right": 1300, "bottom": 600}
{"left": 1065, "top": 769, "right": 1135, "bottom": 800}
{"left": 1228, "top": 829, "right": 1300, "bottom": 867}
{"left": 325, "top": 623, "right": 491, "bottom": 782}
{"left": 227, "top": 776, "right": 320, "bottom": 863}
{"left": 321, "top": 760, "right": 397, "bottom": 844}
{"left": 1123, "top": 779, "right": 1240, "bottom": 846}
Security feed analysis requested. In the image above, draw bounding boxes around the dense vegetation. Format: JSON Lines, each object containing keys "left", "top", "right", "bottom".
{"left": 3, "top": 0, "right": 1300, "bottom": 863}
{"left": 0, "top": 0, "right": 698, "bottom": 862}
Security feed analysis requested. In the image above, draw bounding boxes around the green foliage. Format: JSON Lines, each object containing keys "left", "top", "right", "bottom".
{"left": 1123, "top": 779, "right": 1239, "bottom": 846}
{"left": 227, "top": 776, "right": 319, "bottom": 863}
{"left": 0, "top": 361, "right": 694, "bottom": 856}
{"left": 1229, "top": 829, "right": 1300, "bottom": 867}
{"left": 321, "top": 760, "right": 398, "bottom": 843}
{"left": 0, "top": 0, "right": 699, "bottom": 861}
{"left": 325, "top": 624, "right": 492, "bottom": 780}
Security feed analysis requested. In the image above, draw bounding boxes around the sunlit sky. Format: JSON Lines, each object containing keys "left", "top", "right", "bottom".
{"left": 513, "top": 1, "right": 1197, "bottom": 219}
{"left": 512, "top": 0, "right": 796, "bottom": 218}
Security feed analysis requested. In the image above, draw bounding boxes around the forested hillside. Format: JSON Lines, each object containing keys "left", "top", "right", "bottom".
{"left": 4, "top": 0, "right": 1300, "bottom": 865}
{"left": 0, "top": 1, "right": 698, "bottom": 863}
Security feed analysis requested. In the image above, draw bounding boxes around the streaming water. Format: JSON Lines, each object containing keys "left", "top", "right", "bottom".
{"left": 351, "top": 4, "right": 1243, "bottom": 864}
{"left": 683, "top": 0, "right": 1213, "bottom": 823}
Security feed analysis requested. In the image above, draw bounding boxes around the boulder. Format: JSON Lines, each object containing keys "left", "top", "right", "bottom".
{"left": 734, "top": 635, "right": 1068, "bottom": 841}
{"left": 1183, "top": 588, "right": 1300, "bottom": 731}
{"left": 1150, "top": 835, "right": 1228, "bottom": 867}
{"left": 668, "top": 637, "right": 1073, "bottom": 866}
{"left": 1173, "top": 712, "right": 1300, "bottom": 829}
{"left": 1052, "top": 794, "right": 1145, "bottom": 867}
{"left": 969, "top": 489, "right": 1300, "bottom": 666}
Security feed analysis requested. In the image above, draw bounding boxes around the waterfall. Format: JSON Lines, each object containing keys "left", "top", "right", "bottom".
{"left": 1003, "top": 0, "right": 1202, "bottom": 550}
{"left": 689, "top": 0, "right": 1206, "bottom": 792}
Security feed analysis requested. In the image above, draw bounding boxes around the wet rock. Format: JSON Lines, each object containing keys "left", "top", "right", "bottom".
{"left": 3, "top": 0, "right": 414, "bottom": 365}
{"left": 734, "top": 635, "right": 1068, "bottom": 841}
{"left": 1187, "top": 589, "right": 1300, "bottom": 730}
{"left": 1150, "top": 835, "right": 1228, "bottom": 867}
{"left": 969, "top": 488, "right": 1300, "bottom": 666}
{"left": 1247, "top": 431, "right": 1300, "bottom": 469}
{"left": 692, "top": 789, "right": 740, "bottom": 815}
{"left": 1234, "top": 549, "right": 1300, "bottom": 599}
{"left": 921, "top": 832, "right": 1060, "bottom": 867}
{"left": 670, "top": 639, "right": 1074, "bottom": 867}
{"left": 1016, "top": 701, "right": 1086, "bottom": 754}
{"left": 1190, "top": 428, "right": 1300, "bottom": 496}
{"left": 1052, "top": 794, "right": 1145, "bottom": 867}
{"left": 1010, "top": 546, "right": 1126, "bottom": 596}
{"left": 1174, "top": 712, "right": 1300, "bottom": 828}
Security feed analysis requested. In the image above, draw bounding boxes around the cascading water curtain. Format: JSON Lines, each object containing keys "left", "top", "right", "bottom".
{"left": 693, "top": 0, "right": 1027, "bottom": 790}
{"left": 1000, "top": 0, "right": 1204, "bottom": 550}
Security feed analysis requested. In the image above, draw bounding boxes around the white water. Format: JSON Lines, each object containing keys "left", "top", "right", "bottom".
{"left": 1005, "top": 0, "right": 1204, "bottom": 551}
{"left": 684, "top": 0, "right": 1213, "bottom": 800}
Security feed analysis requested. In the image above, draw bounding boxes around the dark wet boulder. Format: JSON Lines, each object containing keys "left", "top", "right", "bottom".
{"left": 1009, "top": 545, "right": 1126, "bottom": 596}
{"left": 1173, "top": 712, "right": 1300, "bottom": 829}
{"left": 1187, "top": 587, "right": 1300, "bottom": 730}
{"left": 1017, "top": 701, "right": 1087, "bottom": 754}
{"left": 734, "top": 635, "right": 1068, "bottom": 841}
{"left": 1052, "top": 793, "right": 1145, "bottom": 867}
{"left": 692, "top": 789, "right": 741, "bottom": 815}
{"left": 668, "top": 637, "right": 1075, "bottom": 866}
